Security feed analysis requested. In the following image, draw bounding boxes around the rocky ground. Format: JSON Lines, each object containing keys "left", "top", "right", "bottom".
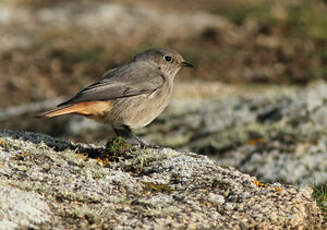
{"left": 0, "top": 130, "right": 325, "bottom": 229}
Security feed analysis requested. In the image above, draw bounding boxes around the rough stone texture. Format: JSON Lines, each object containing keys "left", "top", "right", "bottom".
{"left": 0, "top": 130, "right": 325, "bottom": 229}
{"left": 0, "top": 186, "right": 52, "bottom": 230}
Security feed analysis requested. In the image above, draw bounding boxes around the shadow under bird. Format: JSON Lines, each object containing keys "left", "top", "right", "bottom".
{"left": 38, "top": 48, "right": 193, "bottom": 147}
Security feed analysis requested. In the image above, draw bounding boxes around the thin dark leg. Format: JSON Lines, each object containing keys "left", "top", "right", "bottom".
{"left": 113, "top": 125, "right": 161, "bottom": 149}
{"left": 113, "top": 125, "right": 133, "bottom": 140}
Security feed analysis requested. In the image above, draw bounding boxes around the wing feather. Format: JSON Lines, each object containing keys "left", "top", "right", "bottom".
{"left": 58, "top": 62, "right": 165, "bottom": 107}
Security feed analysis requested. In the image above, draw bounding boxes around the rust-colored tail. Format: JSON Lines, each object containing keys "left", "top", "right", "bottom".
{"left": 37, "top": 101, "right": 113, "bottom": 118}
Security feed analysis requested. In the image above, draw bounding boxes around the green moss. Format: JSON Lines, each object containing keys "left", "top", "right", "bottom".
{"left": 313, "top": 184, "right": 327, "bottom": 220}
{"left": 105, "top": 137, "right": 132, "bottom": 157}
{"left": 91, "top": 137, "right": 132, "bottom": 167}
{"left": 143, "top": 182, "right": 173, "bottom": 193}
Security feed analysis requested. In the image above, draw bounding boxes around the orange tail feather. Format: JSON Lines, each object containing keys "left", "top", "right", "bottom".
{"left": 37, "top": 101, "right": 113, "bottom": 118}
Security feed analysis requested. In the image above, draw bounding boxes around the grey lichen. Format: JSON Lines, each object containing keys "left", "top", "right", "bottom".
{"left": 0, "top": 130, "right": 325, "bottom": 229}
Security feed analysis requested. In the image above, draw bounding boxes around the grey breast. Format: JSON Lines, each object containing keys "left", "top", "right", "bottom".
{"left": 109, "top": 73, "right": 173, "bottom": 129}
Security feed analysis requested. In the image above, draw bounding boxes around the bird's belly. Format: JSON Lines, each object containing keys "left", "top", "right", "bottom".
{"left": 125, "top": 94, "right": 170, "bottom": 128}
{"left": 106, "top": 87, "right": 171, "bottom": 129}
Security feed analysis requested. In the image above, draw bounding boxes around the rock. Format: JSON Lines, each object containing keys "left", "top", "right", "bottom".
{"left": 0, "top": 130, "right": 324, "bottom": 229}
{"left": 0, "top": 186, "right": 52, "bottom": 230}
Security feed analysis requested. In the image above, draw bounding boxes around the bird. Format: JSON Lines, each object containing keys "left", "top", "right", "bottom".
{"left": 38, "top": 48, "right": 193, "bottom": 148}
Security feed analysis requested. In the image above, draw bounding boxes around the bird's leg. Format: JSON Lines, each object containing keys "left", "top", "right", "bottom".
{"left": 113, "top": 125, "right": 133, "bottom": 140}
{"left": 113, "top": 125, "right": 161, "bottom": 149}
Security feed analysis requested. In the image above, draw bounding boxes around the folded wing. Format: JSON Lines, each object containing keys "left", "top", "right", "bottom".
{"left": 58, "top": 61, "right": 165, "bottom": 107}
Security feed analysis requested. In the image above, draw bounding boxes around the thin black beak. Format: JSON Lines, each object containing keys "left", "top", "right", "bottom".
{"left": 181, "top": 61, "right": 193, "bottom": 68}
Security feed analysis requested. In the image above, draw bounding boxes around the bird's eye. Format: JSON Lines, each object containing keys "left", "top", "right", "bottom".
{"left": 164, "top": 56, "right": 172, "bottom": 62}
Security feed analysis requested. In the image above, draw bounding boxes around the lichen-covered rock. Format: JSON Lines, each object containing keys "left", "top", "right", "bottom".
{"left": 0, "top": 130, "right": 324, "bottom": 229}
{"left": 0, "top": 186, "right": 52, "bottom": 230}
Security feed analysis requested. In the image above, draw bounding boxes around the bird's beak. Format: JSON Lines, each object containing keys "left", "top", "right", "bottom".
{"left": 181, "top": 61, "right": 193, "bottom": 68}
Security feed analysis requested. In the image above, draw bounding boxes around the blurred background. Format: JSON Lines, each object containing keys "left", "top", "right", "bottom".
{"left": 2, "top": 0, "right": 327, "bottom": 186}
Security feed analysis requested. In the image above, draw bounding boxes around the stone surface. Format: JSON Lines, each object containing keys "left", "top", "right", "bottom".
{"left": 0, "top": 186, "right": 52, "bottom": 230}
{"left": 0, "top": 130, "right": 325, "bottom": 229}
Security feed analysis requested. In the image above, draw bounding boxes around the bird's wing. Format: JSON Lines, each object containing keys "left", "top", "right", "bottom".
{"left": 58, "top": 62, "right": 165, "bottom": 107}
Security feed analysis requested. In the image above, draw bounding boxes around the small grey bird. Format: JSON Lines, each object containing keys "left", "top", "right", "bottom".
{"left": 38, "top": 48, "right": 193, "bottom": 147}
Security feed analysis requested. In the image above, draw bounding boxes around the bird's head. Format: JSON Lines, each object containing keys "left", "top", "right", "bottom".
{"left": 133, "top": 48, "right": 193, "bottom": 78}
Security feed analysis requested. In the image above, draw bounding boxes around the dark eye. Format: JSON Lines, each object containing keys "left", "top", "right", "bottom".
{"left": 164, "top": 56, "right": 172, "bottom": 62}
